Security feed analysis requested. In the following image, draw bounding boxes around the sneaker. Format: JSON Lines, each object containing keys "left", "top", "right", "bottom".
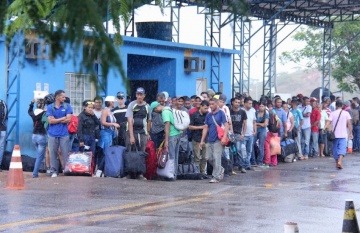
{"left": 32, "top": 174, "right": 38, "bottom": 178}
{"left": 95, "top": 170, "right": 102, "bottom": 177}
{"left": 137, "top": 174, "right": 147, "bottom": 180}
{"left": 46, "top": 168, "right": 52, "bottom": 176}
{"left": 231, "top": 171, "right": 237, "bottom": 175}
{"left": 51, "top": 173, "right": 58, "bottom": 178}
{"left": 240, "top": 168, "right": 247, "bottom": 173}
{"left": 209, "top": 178, "right": 219, "bottom": 183}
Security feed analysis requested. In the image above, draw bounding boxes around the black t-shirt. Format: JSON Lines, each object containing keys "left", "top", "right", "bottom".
{"left": 112, "top": 106, "right": 127, "bottom": 124}
{"left": 190, "top": 110, "right": 206, "bottom": 142}
{"left": 230, "top": 108, "right": 247, "bottom": 134}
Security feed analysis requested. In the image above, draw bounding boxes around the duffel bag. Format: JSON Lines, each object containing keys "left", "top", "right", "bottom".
{"left": 124, "top": 147, "right": 147, "bottom": 174}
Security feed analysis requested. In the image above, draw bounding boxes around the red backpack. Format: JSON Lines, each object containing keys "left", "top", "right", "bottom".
{"left": 68, "top": 115, "right": 78, "bottom": 134}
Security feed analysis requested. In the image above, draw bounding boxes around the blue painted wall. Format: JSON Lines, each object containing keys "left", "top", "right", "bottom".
{"left": 2, "top": 35, "right": 236, "bottom": 156}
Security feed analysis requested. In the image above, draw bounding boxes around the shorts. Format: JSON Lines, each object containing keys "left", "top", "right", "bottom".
{"left": 332, "top": 138, "right": 347, "bottom": 160}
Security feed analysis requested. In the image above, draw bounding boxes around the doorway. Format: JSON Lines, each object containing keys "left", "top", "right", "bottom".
{"left": 129, "top": 80, "right": 158, "bottom": 103}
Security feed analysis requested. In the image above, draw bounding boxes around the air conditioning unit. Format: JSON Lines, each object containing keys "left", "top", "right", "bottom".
{"left": 184, "top": 57, "right": 206, "bottom": 72}
{"left": 25, "top": 40, "right": 40, "bottom": 59}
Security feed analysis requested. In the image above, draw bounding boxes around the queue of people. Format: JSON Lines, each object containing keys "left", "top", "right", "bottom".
{"left": 0, "top": 88, "right": 357, "bottom": 182}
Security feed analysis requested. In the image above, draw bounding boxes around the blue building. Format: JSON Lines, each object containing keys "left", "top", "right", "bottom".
{"left": 1, "top": 33, "right": 238, "bottom": 156}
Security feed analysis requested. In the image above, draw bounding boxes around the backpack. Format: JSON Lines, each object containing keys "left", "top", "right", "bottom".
{"left": 41, "top": 111, "right": 49, "bottom": 130}
{"left": 68, "top": 115, "right": 79, "bottom": 134}
{"left": 268, "top": 110, "right": 281, "bottom": 133}
{"left": 170, "top": 108, "right": 190, "bottom": 131}
{"left": 0, "top": 100, "right": 7, "bottom": 127}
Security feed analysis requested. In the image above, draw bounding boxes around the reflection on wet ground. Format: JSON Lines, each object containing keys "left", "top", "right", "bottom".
{"left": 1, "top": 154, "right": 360, "bottom": 232}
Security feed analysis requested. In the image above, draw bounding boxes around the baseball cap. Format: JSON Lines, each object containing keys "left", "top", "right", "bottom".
{"left": 213, "top": 95, "right": 220, "bottom": 100}
{"left": 150, "top": 101, "right": 160, "bottom": 111}
{"left": 162, "top": 91, "right": 169, "bottom": 101}
{"left": 104, "top": 96, "right": 116, "bottom": 102}
{"left": 136, "top": 87, "right": 145, "bottom": 94}
{"left": 219, "top": 94, "right": 227, "bottom": 102}
{"left": 116, "top": 91, "right": 125, "bottom": 99}
{"left": 344, "top": 100, "right": 351, "bottom": 106}
{"left": 195, "top": 95, "right": 204, "bottom": 101}
{"left": 310, "top": 97, "right": 317, "bottom": 102}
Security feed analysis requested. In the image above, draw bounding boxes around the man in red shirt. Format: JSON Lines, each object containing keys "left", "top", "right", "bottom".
{"left": 189, "top": 96, "right": 204, "bottom": 116}
{"left": 310, "top": 98, "right": 321, "bottom": 157}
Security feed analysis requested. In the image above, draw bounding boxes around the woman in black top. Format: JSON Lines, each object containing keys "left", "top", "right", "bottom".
{"left": 28, "top": 99, "right": 47, "bottom": 178}
{"left": 77, "top": 100, "right": 100, "bottom": 157}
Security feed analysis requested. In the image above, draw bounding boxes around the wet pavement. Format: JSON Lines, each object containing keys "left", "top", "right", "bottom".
{"left": 1, "top": 154, "right": 360, "bottom": 232}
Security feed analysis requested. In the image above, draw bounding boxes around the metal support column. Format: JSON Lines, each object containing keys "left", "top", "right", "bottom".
{"left": 263, "top": 19, "right": 277, "bottom": 97}
{"left": 6, "top": 36, "right": 21, "bottom": 150}
{"left": 241, "top": 18, "right": 251, "bottom": 96}
{"left": 170, "top": 4, "right": 180, "bottom": 43}
{"left": 322, "top": 26, "right": 332, "bottom": 98}
{"left": 232, "top": 16, "right": 241, "bottom": 97}
{"left": 204, "top": 10, "right": 221, "bottom": 92}
{"left": 124, "top": 7, "right": 135, "bottom": 36}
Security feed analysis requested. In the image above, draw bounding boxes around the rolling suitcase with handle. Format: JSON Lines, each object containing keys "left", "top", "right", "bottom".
{"left": 104, "top": 146, "right": 126, "bottom": 178}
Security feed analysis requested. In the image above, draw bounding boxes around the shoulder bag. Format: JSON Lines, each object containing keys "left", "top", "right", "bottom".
{"left": 212, "top": 114, "right": 229, "bottom": 145}
{"left": 328, "top": 110, "right": 342, "bottom": 141}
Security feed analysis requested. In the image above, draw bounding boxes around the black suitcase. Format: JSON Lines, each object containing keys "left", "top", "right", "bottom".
{"left": 280, "top": 139, "right": 298, "bottom": 161}
{"left": 177, "top": 163, "right": 203, "bottom": 180}
{"left": 124, "top": 148, "right": 147, "bottom": 174}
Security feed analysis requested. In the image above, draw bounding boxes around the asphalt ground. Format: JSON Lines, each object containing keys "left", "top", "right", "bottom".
{"left": 1, "top": 154, "right": 360, "bottom": 233}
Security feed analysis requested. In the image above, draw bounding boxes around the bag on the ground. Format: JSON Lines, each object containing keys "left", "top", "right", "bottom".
{"left": 64, "top": 152, "right": 94, "bottom": 176}
{"left": 68, "top": 115, "right": 79, "bottom": 134}
{"left": 178, "top": 137, "right": 192, "bottom": 164}
{"left": 177, "top": 163, "right": 203, "bottom": 180}
{"left": 21, "top": 155, "right": 36, "bottom": 172}
{"left": 124, "top": 147, "right": 147, "bottom": 174}
{"left": 170, "top": 108, "right": 190, "bottom": 130}
{"left": 280, "top": 138, "right": 298, "bottom": 163}
{"left": 145, "top": 140, "right": 157, "bottom": 180}
{"left": 157, "top": 158, "right": 175, "bottom": 179}
{"left": 104, "top": 145, "right": 126, "bottom": 177}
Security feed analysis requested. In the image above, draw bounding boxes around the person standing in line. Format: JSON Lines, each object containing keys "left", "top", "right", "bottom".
{"left": 93, "top": 96, "right": 103, "bottom": 120}
{"left": 230, "top": 97, "right": 247, "bottom": 173}
{"left": 189, "top": 100, "right": 209, "bottom": 177}
{"left": 243, "top": 97, "right": 257, "bottom": 167}
{"left": 0, "top": 99, "right": 7, "bottom": 172}
{"left": 310, "top": 98, "right": 321, "bottom": 157}
{"left": 150, "top": 93, "right": 166, "bottom": 149}
{"left": 300, "top": 97, "right": 312, "bottom": 160}
{"left": 47, "top": 90, "right": 73, "bottom": 177}
{"left": 125, "top": 87, "right": 151, "bottom": 180}
{"left": 28, "top": 99, "right": 47, "bottom": 178}
{"left": 112, "top": 92, "right": 127, "bottom": 147}
{"left": 199, "top": 98, "right": 228, "bottom": 183}
{"left": 255, "top": 101, "right": 269, "bottom": 166}
{"left": 96, "top": 96, "right": 119, "bottom": 177}
{"left": 328, "top": 100, "right": 352, "bottom": 169}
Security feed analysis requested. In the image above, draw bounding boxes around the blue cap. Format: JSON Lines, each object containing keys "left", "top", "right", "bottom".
{"left": 136, "top": 87, "right": 145, "bottom": 94}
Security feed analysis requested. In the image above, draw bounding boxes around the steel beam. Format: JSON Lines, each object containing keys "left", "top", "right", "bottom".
{"left": 170, "top": 4, "right": 180, "bottom": 43}
{"left": 322, "top": 25, "right": 332, "bottom": 98}
{"left": 263, "top": 19, "right": 277, "bottom": 97}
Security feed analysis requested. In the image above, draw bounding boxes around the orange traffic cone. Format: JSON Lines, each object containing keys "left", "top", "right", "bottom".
{"left": 6, "top": 145, "right": 25, "bottom": 190}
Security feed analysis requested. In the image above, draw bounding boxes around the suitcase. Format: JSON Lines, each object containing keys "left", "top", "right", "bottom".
{"left": 280, "top": 139, "right": 298, "bottom": 162}
{"left": 157, "top": 159, "right": 175, "bottom": 179}
{"left": 124, "top": 148, "right": 147, "bottom": 175}
{"left": 64, "top": 152, "right": 94, "bottom": 176}
{"left": 177, "top": 163, "right": 203, "bottom": 180}
{"left": 104, "top": 146, "right": 126, "bottom": 178}
{"left": 144, "top": 140, "right": 157, "bottom": 180}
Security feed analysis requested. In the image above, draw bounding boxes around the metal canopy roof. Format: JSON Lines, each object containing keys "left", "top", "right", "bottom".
{"left": 249, "top": 0, "right": 360, "bottom": 27}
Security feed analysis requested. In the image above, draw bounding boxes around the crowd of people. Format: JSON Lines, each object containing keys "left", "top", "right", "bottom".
{"left": 0, "top": 88, "right": 356, "bottom": 182}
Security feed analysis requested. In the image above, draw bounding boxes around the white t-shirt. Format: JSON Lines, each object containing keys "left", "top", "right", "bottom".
{"left": 301, "top": 105, "right": 312, "bottom": 129}
{"left": 320, "top": 110, "right": 328, "bottom": 129}
{"left": 286, "top": 111, "right": 294, "bottom": 132}
{"left": 220, "top": 105, "right": 231, "bottom": 123}
{"left": 244, "top": 108, "right": 256, "bottom": 136}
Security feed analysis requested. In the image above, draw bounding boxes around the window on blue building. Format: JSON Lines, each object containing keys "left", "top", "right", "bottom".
{"left": 65, "top": 73, "right": 96, "bottom": 115}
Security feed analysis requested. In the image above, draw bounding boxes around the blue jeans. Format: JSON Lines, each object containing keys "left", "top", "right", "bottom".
{"left": 48, "top": 135, "right": 70, "bottom": 174}
{"left": 0, "top": 130, "right": 6, "bottom": 167}
{"left": 235, "top": 134, "right": 253, "bottom": 169}
{"left": 301, "top": 127, "right": 311, "bottom": 156}
{"left": 168, "top": 134, "right": 181, "bottom": 177}
{"left": 256, "top": 129, "right": 267, "bottom": 164}
{"left": 32, "top": 134, "right": 47, "bottom": 177}
{"left": 310, "top": 132, "right": 319, "bottom": 156}
{"left": 353, "top": 125, "right": 360, "bottom": 150}
{"left": 81, "top": 135, "right": 96, "bottom": 156}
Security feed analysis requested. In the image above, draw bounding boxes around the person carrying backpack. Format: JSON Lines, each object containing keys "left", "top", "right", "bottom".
{"left": 0, "top": 99, "right": 7, "bottom": 172}
{"left": 125, "top": 87, "right": 151, "bottom": 180}
{"left": 28, "top": 99, "right": 47, "bottom": 178}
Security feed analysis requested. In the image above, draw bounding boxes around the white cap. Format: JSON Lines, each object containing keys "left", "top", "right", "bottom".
{"left": 162, "top": 91, "right": 169, "bottom": 101}
{"left": 104, "top": 96, "right": 116, "bottom": 102}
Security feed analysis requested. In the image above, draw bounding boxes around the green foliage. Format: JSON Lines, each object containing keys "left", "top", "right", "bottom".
{"left": 280, "top": 21, "right": 360, "bottom": 93}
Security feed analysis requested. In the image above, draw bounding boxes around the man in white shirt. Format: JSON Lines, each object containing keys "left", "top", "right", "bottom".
{"left": 300, "top": 97, "right": 312, "bottom": 160}
{"left": 243, "top": 97, "right": 257, "bottom": 169}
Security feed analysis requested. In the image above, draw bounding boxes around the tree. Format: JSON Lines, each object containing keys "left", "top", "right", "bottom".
{"left": 0, "top": 0, "right": 249, "bottom": 91}
{"left": 280, "top": 21, "right": 360, "bottom": 93}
